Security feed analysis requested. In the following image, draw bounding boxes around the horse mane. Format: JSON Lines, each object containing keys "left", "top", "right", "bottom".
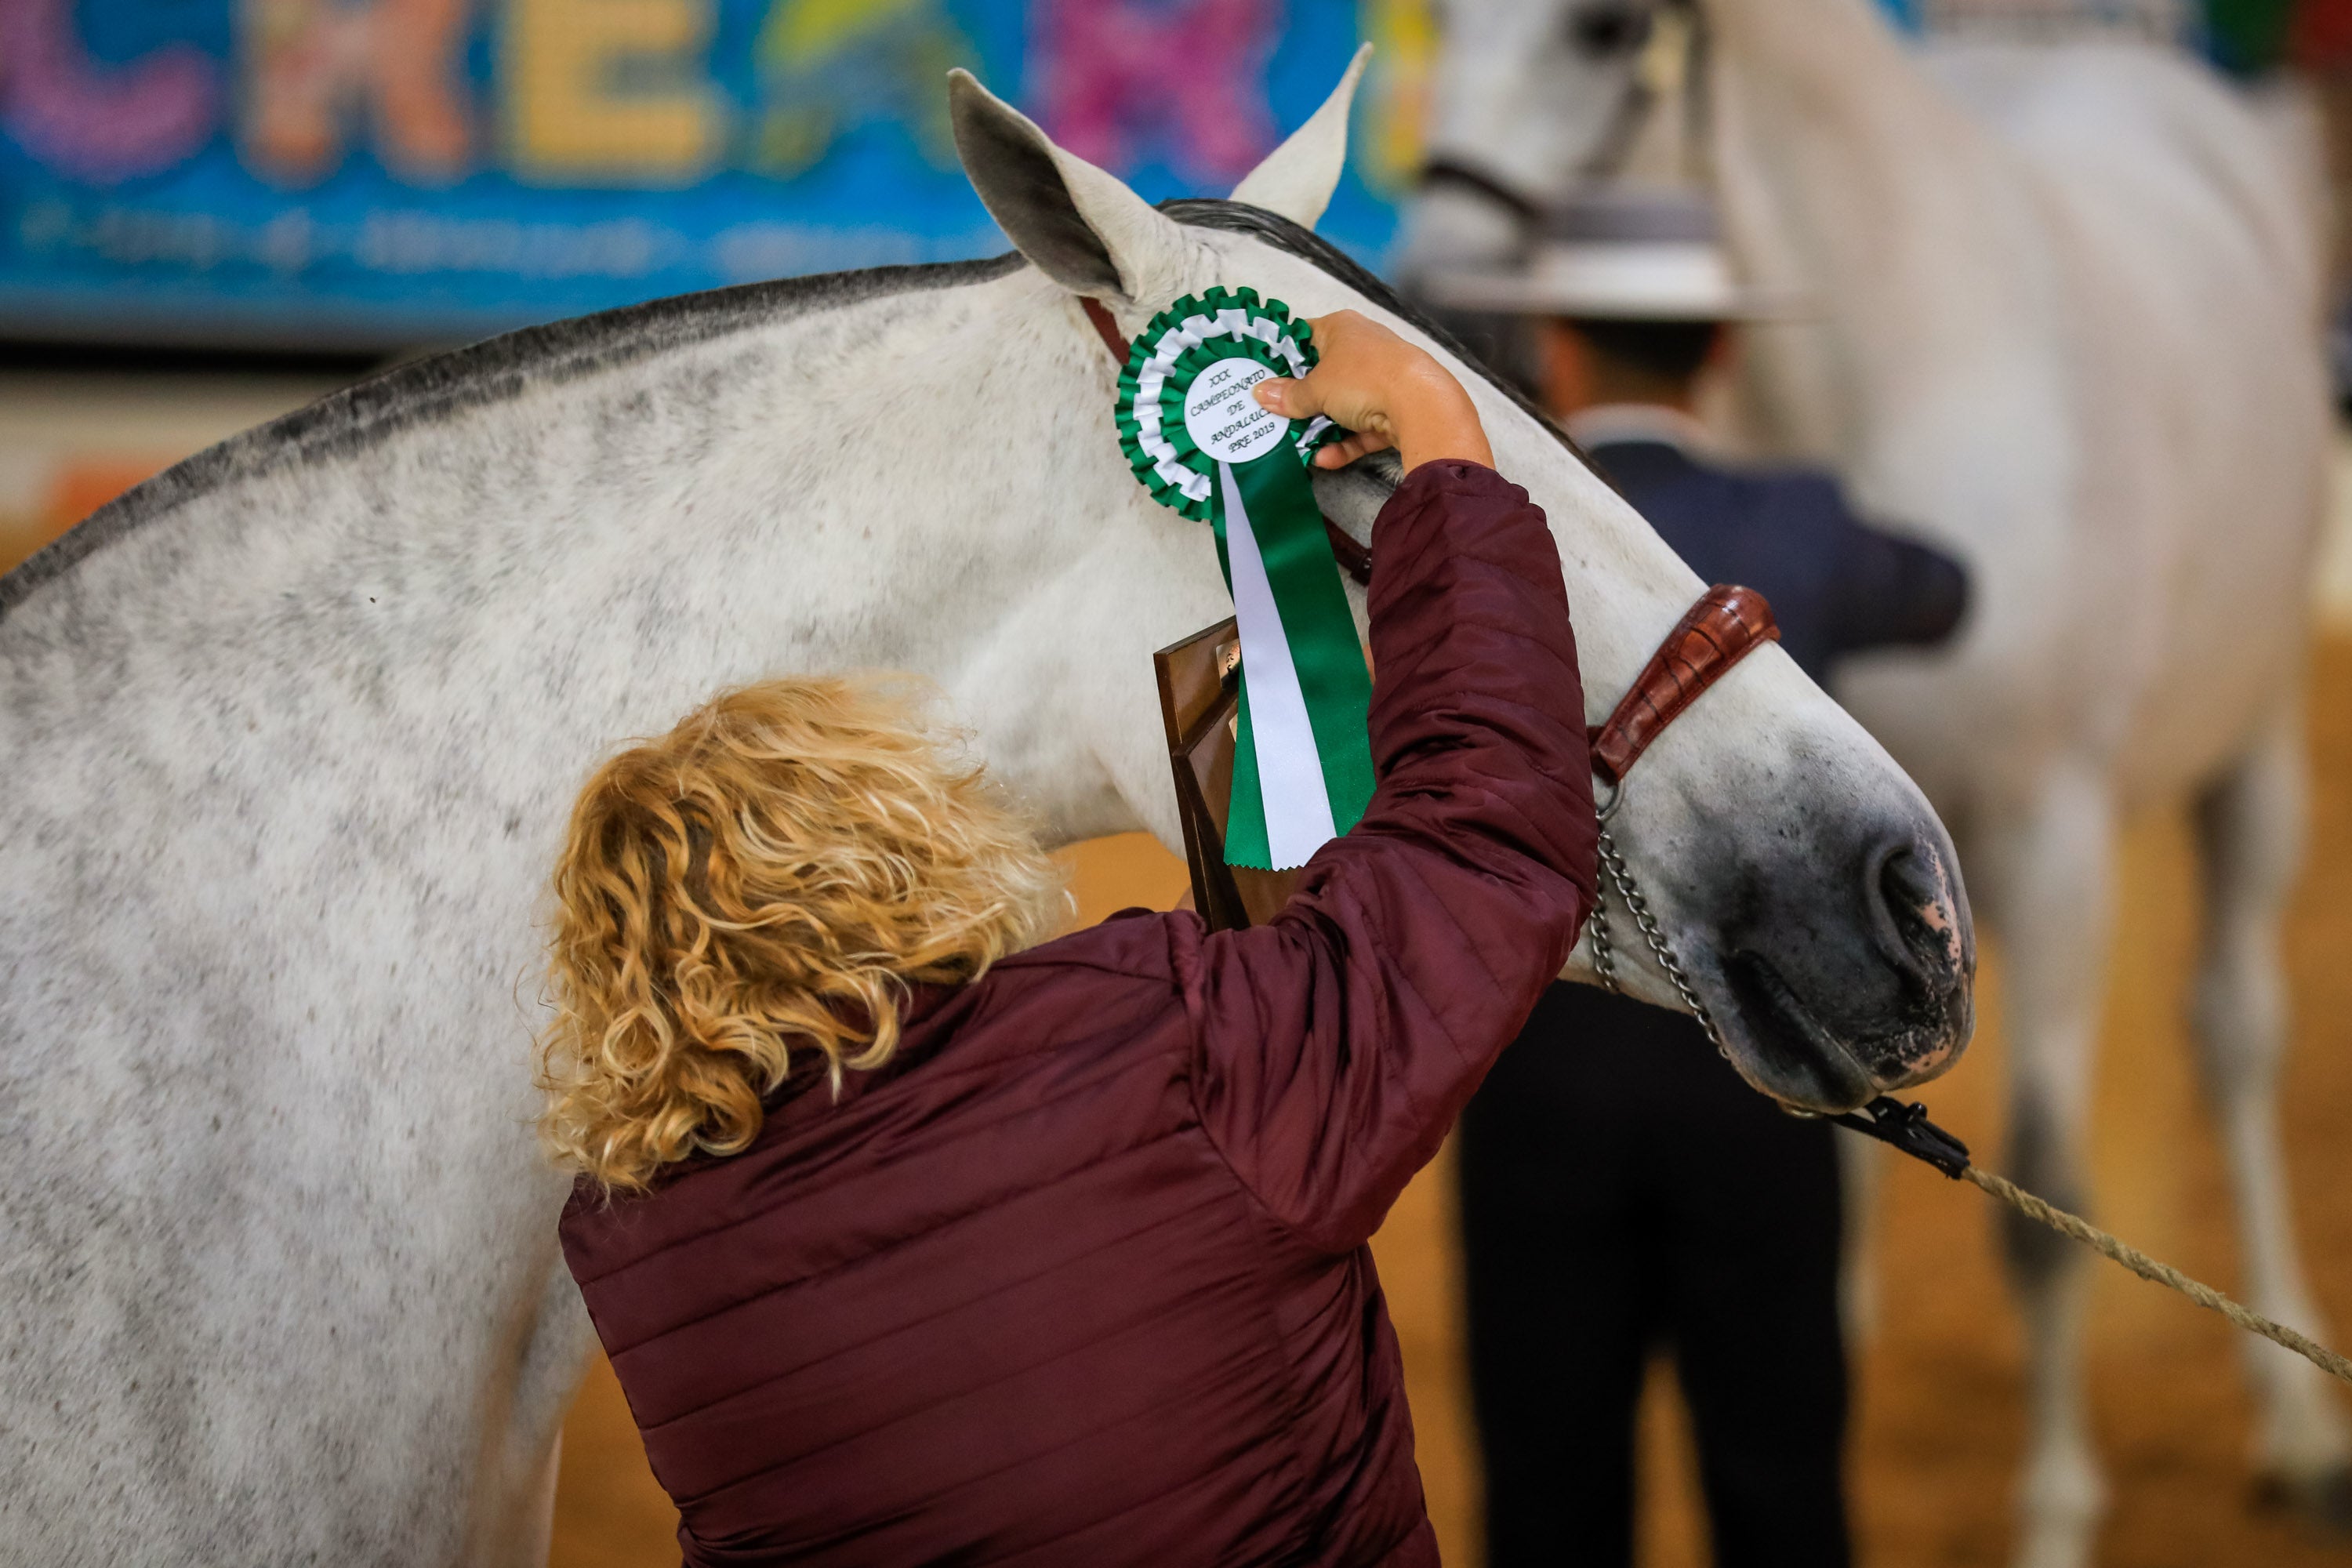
{"left": 1, "top": 199, "right": 1573, "bottom": 619}
{"left": 0, "top": 252, "right": 1027, "bottom": 616}
{"left": 1162, "top": 198, "right": 1571, "bottom": 442}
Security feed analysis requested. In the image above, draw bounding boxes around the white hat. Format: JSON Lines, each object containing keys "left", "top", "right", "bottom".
{"left": 1422, "top": 187, "right": 1796, "bottom": 321}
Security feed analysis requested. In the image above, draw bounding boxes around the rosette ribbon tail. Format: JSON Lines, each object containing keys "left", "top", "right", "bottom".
{"left": 1216, "top": 449, "right": 1376, "bottom": 871}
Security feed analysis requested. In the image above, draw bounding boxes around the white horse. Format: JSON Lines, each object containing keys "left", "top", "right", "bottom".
{"left": 0, "top": 62, "right": 1969, "bottom": 1563}
{"left": 1402, "top": 3, "right": 2336, "bottom": 1563}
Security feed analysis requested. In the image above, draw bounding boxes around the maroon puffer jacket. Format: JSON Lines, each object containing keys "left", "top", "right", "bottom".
{"left": 559, "top": 460, "right": 1598, "bottom": 1566}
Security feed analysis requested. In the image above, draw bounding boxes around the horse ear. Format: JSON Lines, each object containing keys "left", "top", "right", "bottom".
{"left": 1228, "top": 44, "right": 1371, "bottom": 230}
{"left": 949, "top": 69, "right": 1192, "bottom": 309}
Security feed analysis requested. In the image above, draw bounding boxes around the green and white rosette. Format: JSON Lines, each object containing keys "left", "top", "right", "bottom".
{"left": 1116, "top": 286, "right": 1375, "bottom": 872}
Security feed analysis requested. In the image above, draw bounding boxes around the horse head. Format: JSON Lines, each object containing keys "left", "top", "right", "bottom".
{"left": 949, "top": 58, "right": 1970, "bottom": 1112}
{"left": 1396, "top": 0, "right": 1694, "bottom": 292}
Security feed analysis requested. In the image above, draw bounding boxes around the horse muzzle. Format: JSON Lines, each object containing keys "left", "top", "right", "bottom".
{"left": 1707, "top": 826, "right": 1976, "bottom": 1114}
{"left": 1579, "top": 584, "right": 1974, "bottom": 1113}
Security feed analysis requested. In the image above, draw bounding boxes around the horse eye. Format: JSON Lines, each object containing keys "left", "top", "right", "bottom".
{"left": 1569, "top": 2, "right": 1653, "bottom": 55}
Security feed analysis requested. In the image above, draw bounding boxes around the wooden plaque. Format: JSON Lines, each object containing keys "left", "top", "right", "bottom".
{"left": 1152, "top": 619, "right": 1302, "bottom": 933}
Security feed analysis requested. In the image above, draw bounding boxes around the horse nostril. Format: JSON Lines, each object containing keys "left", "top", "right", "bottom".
{"left": 1869, "top": 843, "right": 1961, "bottom": 985}
{"left": 1881, "top": 845, "right": 1938, "bottom": 911}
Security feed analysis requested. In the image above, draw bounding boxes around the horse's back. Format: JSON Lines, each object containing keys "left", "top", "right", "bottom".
{"left": 1835, "top": 39, "right": 2326, "bottom": 806}
{"left": 1923, "top": 37, "right": 2322, "bottom": 296}
{"left": 1933, "top": 38, "right": 2328, "bottom": 794}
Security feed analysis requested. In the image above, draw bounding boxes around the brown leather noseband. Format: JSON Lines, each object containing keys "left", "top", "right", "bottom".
{"left": 1080, "top": 298, "right": 1777, "bottom": 785}
{"left": 1589, "top": 585, "right": 1779, "bottom": 791}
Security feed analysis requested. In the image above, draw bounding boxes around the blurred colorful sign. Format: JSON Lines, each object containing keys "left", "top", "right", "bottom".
{"left": 0, "top": 0, "right": 1432, "bottom": 347}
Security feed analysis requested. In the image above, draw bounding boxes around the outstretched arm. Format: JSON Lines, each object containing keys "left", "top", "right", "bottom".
{"left": 1178, "top": 318, "right": 1595, "bottom": 1254}
{"left": 1828, "top": 505, "right": 1970, "bottom": 655}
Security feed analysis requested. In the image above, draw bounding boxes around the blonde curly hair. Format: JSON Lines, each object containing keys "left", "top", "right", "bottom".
{"left": 535, "top": 676, "right": 1069, "bottom": 1193}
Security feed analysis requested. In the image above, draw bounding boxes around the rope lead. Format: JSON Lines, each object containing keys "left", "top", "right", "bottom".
{"left": 1963, "top": 1163, "right": 2352, "bottom": 1387}
{"left": 1581, "top": 793, "right": 2350, "bottom": 1389}
{"left": 1842, "top": 1094, "right": 2352, "bottom": 1389}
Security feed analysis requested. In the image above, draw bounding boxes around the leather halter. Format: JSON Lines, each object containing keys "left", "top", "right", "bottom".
{"left": 1417, "top": 159, "right": 1544, "bottom": 223}
{"left": 1415, "top": 0, "right": 1710, "bottom": 214}
{"left": 1079, "top": 296, "right": 1133, "bottom": 365}
{"left": 1589, "top": 585, "right": 1777, "bottom": 788}
{"left": 1416, "top": 71, "right": 1652, "bottom": 203}
{"left": 1077, "top": 298, "right": 1775, "bottom": 782}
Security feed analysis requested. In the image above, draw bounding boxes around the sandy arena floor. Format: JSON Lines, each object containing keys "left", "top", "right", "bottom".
{"left": 550, "top": 636, "right": 2352, "bottom": 1567}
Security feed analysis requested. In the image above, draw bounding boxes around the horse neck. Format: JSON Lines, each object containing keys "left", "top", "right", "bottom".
{"left": 510, "top": 266, "right": 1189, "bottom": 846}
{"left": 1704, "top": 0, "right": 2029, "bottom": 469}
{"left": 2, "top": 264, "right": 1185, "bottom": 854}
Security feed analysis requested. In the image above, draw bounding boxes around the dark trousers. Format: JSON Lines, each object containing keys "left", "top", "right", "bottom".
{"left": 1457, "top": 982, "right": 1851, "bottom": 1568}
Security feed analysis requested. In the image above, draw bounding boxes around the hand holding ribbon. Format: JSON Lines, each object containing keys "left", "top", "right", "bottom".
{"left": 1250, "top": 310, "right": 1496, "bottom": 475}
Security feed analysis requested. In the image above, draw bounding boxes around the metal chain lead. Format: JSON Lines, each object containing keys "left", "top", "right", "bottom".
{"left": 1588, "top": 870, "right": 1620, "bottom": 992}
{"left": 1588, "top": 818, "right": 1731, "bottom": 1061}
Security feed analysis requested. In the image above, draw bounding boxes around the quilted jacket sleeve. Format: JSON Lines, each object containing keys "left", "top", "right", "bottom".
{"left": 1174, "top": 459, "right": 1597, "bottom": 1254}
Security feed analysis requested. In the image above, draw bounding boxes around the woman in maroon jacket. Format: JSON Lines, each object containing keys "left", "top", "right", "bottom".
{"left": 539, "top": 314, "right": 1598, "bottom": 1566}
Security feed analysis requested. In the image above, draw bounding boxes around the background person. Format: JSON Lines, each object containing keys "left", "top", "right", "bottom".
{"left": 539, "top": 313, "right": 1599, "bottom": 1567}
{"left": 1434, "top": 187, "right": 1970, "bottom": 1568}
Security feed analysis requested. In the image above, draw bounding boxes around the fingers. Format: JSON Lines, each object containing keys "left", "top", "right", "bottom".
{"left": 1254, "top": 311, "right": 1385, "bottom": 419}
{"left": 1254, "top": 307, "right": 1424, "bottom": 472}
{"left": 1250, "top": 308, "right": 1483, "bottom": 474}
{"left": 1258, "top": 372, "right": 1396, "bottom": 470}
{"left": 1302, "top": 309, "right": 1375, "bottom": 347}
{"left": 1254, "top": 376, "right": 1315, "bottom": 419}
{"left": 1315, "top": 430, "right": 1394, "bottom": 469}
{"left": 1255, "top": 379, "right": 1392, "bottom": 467}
